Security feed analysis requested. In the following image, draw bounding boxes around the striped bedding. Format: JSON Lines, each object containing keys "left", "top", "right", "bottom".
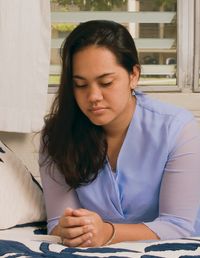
{"left": 0, "top": 224, "right": 200, "bottom": 257}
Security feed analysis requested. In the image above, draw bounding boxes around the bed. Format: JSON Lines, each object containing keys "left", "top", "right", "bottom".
{"left": 1, "top": 141, "right": 200, "bottom": 257}
{"left": 0, "top": 224, "right": 200, "bottom": 257}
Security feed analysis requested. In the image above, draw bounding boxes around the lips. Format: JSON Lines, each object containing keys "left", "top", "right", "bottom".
{"left": 90, "top": 107, "right": 106, "bottom": 111}
{"left": 89, "top": 106, "right": 107, "bottom": 114}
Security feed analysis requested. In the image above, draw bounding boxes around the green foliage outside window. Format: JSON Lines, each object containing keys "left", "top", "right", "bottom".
{"left": 51, "top": 0, "right": 127, "bottom": 11}
{"left": 51, "top": 0, "right": 176, "bottom": 11}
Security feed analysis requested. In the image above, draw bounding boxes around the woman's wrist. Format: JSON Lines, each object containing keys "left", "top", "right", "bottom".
{"left": 102, "top": 221, "right": 116, "bottom": 246}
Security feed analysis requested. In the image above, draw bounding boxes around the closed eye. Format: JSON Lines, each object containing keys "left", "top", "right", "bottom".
{"left": 100, "top": 81, "right": 113, "bottom": 87}
{"left": 74, "top": 83, "right": 87, "bottom": 88}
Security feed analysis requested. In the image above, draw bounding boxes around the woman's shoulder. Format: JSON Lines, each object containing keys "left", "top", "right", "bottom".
{"left": 134, "top": 90, "right": 194, "bottom": 124}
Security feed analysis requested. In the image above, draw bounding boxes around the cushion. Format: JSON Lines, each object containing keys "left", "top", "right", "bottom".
{"left": 0, "top": 140, "right": 46, "bottom": 229}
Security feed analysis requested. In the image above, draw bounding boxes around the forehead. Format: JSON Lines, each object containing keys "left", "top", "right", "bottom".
{"left": 72, "top": 46, "right": 120, "bottom": 73}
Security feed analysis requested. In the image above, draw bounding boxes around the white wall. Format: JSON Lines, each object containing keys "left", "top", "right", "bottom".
{"left": 149, "top": 92, "right": 200, "bottom": 124}
{"left": 0, "top": 92, "right": 199, "bottom": 182}
{"left": 0, "top": 94, "right": 54, "bottom": 182}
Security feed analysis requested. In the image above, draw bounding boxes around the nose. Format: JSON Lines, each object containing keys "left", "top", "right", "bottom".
{"left": 87, "top": 85, "right": 103, "bottom": 103}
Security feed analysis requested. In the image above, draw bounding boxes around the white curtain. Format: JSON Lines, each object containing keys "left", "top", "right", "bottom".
{"left": 0, "top": 0, "right": 51, "bottom": 133}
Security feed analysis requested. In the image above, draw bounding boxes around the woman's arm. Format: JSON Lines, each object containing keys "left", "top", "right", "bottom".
{"left": 39, "top": 143, "right": 81, "bottom": 234}
{"left": 144, "top": 119, "right": 200, "bottom": 239}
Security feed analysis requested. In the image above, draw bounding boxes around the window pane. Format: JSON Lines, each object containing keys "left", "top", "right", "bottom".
{"left": 134, "top": 0, "right": 177, "bottom": 87}
{"left": 49, "top": 0, "right": 177, "bottom": 89}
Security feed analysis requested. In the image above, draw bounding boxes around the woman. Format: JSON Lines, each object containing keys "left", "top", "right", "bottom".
{"left": 39, "top": 20, "right": 200, "bottom": 247}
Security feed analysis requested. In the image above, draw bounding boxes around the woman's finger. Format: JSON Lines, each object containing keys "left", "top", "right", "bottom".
{"left": 62, "top": 232, "right": 93, "bottom": 247}
{"left": 72, "top": 208, "right": 93, "bottom": 217}
{"left": 79, "top": 239, "right": 94, "bottom": 247}
{"left": 59, "top": 214, "right": 92, "bottom": 228}
{"left": 62, "top": 224, "right": 94, "bottom": 239}
{"left": 64, "top": 208, "right": 74, "bottom": 216}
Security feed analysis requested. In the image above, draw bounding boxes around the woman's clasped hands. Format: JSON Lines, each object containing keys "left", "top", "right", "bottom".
{"left": 58, "top": 208, "right": 114, "bottom": 247}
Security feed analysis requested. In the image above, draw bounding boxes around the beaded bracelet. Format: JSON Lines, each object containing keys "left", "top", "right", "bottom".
{"left": 103, "top": 221, "right": 116, "bottom": 246}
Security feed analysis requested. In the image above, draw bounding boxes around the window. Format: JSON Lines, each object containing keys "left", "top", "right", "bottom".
{"left": 49, "top": 0, "right": 200, "bottom": 93}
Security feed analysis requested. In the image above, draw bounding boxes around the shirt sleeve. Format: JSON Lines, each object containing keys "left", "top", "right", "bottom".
{"left": 39, "top": 142, "right": 81, "bottom": 234}
{"left": 144, "top": 119, "right": 200, "bottom": 240}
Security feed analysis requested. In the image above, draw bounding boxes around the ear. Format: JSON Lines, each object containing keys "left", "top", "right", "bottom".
{"left": 129, "top": 65, "right": 140, "bottom": 90}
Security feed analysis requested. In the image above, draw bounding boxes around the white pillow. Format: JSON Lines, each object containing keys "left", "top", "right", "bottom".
{"left": 0, "top": 140, "right": 46, "bottom": 229}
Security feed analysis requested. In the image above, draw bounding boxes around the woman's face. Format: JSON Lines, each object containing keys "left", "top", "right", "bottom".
{"left": 72, "top": 45, "right": 139, "bottom": 129}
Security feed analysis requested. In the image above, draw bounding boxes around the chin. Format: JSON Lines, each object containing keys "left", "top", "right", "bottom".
{"left": 89, "top": 117, "right": 110, "bottom": 126}
{"left": 90, "top": 120, "right": 106, "bottom": 126}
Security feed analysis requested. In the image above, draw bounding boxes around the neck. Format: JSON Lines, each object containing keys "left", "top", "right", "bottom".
{"left": 103, "top": 95, "right": 136, "bottom": 139}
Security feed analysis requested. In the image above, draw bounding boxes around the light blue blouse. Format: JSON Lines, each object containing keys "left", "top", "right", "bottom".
{"left": 40, "top": 91, "right": 200, "bottom": 240}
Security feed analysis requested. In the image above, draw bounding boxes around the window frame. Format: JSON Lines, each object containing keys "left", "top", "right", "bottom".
{"left": 194, "top": 0, "right": 200, "bottom": 92}
{"left": 176, "top": 0, "right": 194, "bottom": 93}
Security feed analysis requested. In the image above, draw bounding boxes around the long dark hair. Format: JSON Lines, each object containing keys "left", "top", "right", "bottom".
{"left": 42, "top": 20, "right": 140, "bottom": 189}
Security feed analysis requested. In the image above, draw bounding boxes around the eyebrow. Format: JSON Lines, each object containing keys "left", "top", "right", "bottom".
{"left": 72, "top": 73, "right": 115, "bottom": 80}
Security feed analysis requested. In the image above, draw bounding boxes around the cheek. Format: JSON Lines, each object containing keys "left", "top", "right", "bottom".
{"left": 111, "top": 88, "right": 132, "bottom": 109}
{"left": 111, "top": 84, "right": 131, "bottom": 100}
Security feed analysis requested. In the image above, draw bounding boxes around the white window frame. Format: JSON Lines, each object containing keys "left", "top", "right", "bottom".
{"left": 194, "top": 0, "right": 200, "bottom": 92}
{"left": 177, "top": 0, "right": 194, "bottom": 93}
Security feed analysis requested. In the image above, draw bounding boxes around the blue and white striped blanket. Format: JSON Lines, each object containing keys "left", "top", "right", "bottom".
{"left": 0, "top": 225, "right": 200, "bottom": 257}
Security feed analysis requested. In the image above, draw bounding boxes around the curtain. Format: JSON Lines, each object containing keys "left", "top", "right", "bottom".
{"left": 0, "top": 0, "right": 51, "bottom": 133}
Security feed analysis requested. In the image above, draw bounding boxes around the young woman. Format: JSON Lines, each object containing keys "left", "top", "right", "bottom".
{"left": 39, "top": 20, "right": 200, "bottom": 247}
